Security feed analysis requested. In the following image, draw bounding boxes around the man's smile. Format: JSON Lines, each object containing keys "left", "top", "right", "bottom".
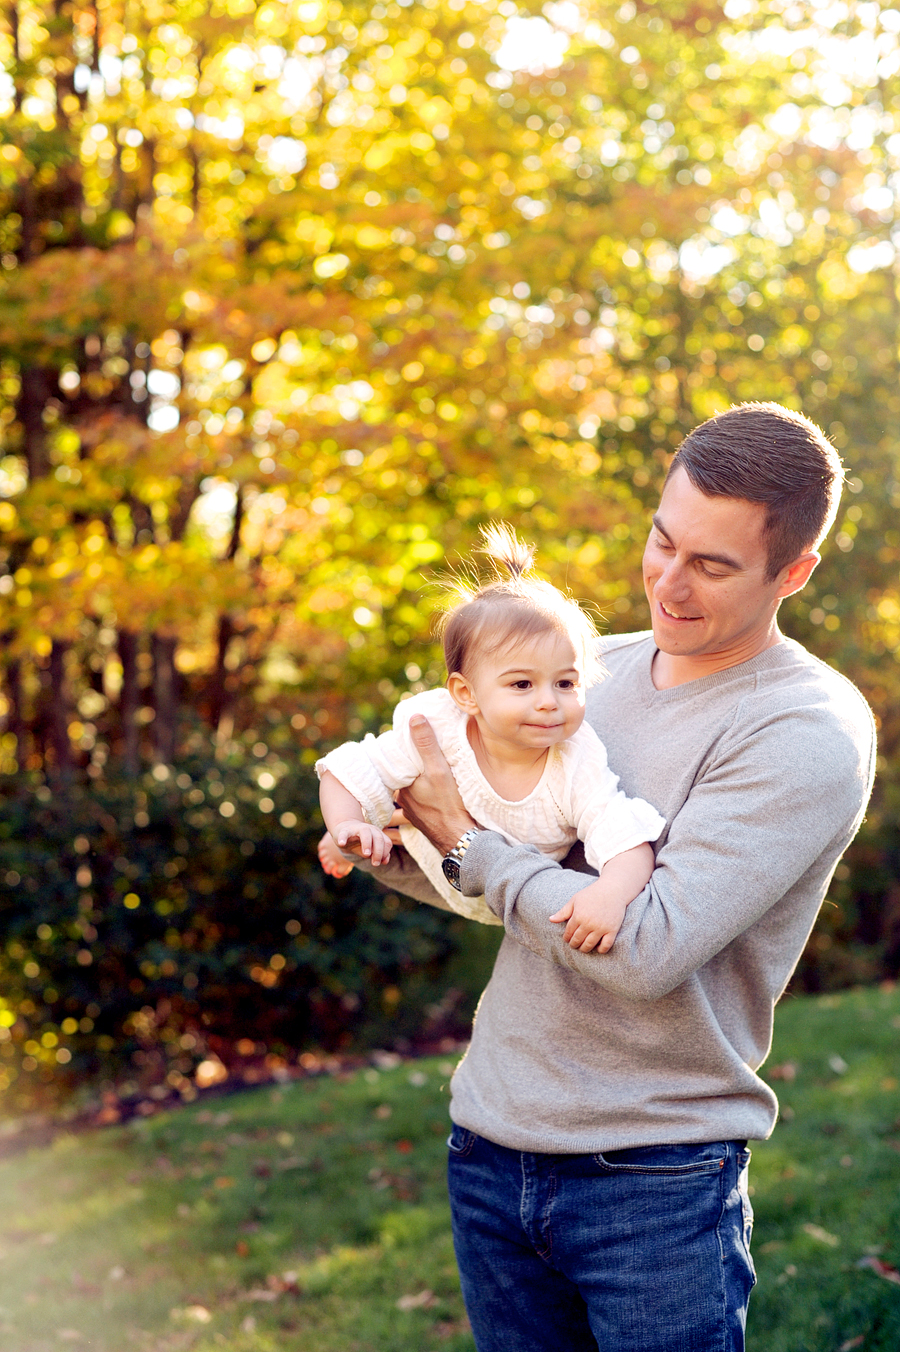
{"left": 658, "top": 601, "right": 702, "bottom": 622}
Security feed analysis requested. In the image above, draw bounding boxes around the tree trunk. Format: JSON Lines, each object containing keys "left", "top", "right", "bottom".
{"left": 117, "top": 628, "right": 140, "bottom": 776}
{"left": 3, "top": 656, "right": 27, "bottom": 769}
{"left": 209, "top": 614, "right": 235, "bottom": 734}
{"left": 17, "top": 366, "right": 55, "bottom": 479}
{"left": 10, "top": 2, "right": 22, "bottom": 112}
{"left": 209, "top": 484, "right": 244, "bottom": 737}
{"left": 46, "top": 639, "right": 72, "bottom": 781}
{"left": 151, "top": 634, "right": 178, "bottom": 763}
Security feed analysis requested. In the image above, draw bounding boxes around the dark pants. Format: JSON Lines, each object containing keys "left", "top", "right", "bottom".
{"left": 447, "top": 1127, "right": 756, "bottom": 1352}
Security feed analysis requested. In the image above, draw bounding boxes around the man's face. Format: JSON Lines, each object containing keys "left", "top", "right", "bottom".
{"left": 642, "top": 466, "right": 795, "bottom": 667}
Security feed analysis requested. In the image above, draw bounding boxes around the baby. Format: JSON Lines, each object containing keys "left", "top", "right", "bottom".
{"left": 316, "top": 526, "right": 664, "bottom": 953}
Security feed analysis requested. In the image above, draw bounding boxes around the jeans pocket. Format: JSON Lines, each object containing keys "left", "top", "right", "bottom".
{"left": 447, "top": 1124, "right": 478, "bottom": 1158}
{"left": 591, "top": 1142, "right": 728, "bottom": 1176}
{"left": 737, "top": 1148, "right": 757, "bottom": 1283}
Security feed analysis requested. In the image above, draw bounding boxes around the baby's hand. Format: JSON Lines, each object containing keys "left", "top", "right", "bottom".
{"left": 317, "top": 831, "right": 355, "bottom": 879}
{"left": 333, "top": 819, "right": 393, "bottom": 866}
{"left": 549, "top": 884, "right": 628, "bottom": 954}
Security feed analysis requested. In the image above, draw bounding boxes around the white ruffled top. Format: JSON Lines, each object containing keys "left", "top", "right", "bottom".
{"left": 316, "top": 687, "right": 665, "bottom": 926}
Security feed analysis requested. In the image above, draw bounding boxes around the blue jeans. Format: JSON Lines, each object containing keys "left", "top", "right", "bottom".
{"left": 447, "top": 1128, "right": 756, "bottom": 1352}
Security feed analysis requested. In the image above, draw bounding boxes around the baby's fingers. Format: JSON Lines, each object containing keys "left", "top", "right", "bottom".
{"left": 369, "top": 830, "right": 393, "bottom": 866}
{"left": 549, "top": 899, "right": 575, "bottom": 924}
{"left": 569, "top": 926, "right": 602, "bottom": 952}
{"left": 564, "top": 922, "right": 611, "bottom": 953}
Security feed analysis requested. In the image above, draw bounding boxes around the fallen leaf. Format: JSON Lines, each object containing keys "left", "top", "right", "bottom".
{"left": 236, "top": 1240, "right": 250, "bottom": 1257}
{"left": 857, "top": 1256, "right": 900, "bottom": 1285}
{"left": 435, "top": 1316, "right": 471, "bottom": 1339}
{"left": 396, "top": 1289, "right": 437, "bottom": 1311}
{"left": 56, "top": 1332, "right": 85, "bottom": 1343}
{"left": 828, "top": 1054, "right": 849, "bottom": 1075}
{"left": 768, "top": 1062, "right": 797, "bottom": 1082}
{"left": 396, "top": 1139, "right": 413, "bottom": 1154}
{"left": 213, "top": 1176, "right": 235, "bottom": 1189}
{"left": 802, "top": 1223, "right": 839, "bottom": 1247}
{"left": 171, "top": 1305, "right": 213, "bottom": 1323}
{"left": 839, "top": 1337, "right": 865, "bottom": 1351}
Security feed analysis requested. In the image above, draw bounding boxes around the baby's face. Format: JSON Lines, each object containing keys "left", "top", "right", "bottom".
{"left": 453, "top": 631, "right": 586, "bottom": 753}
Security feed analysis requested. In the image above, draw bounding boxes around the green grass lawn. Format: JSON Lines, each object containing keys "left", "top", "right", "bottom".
{"left": 0, "top": 984, "right": 898, "bottom": 1352}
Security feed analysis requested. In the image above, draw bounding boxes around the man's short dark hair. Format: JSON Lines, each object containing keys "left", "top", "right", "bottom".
{"left": 668, "top": 402, "right": 844, "bottom": 581}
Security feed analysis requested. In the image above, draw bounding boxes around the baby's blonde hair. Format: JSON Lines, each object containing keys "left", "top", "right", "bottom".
{"left": 436, "top": 524, "right": 603, "bottom": 685}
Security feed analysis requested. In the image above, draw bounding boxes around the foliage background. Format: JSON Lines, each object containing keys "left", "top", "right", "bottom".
{"left": 1, "top": 0, "right": 900, "bottom": 1107}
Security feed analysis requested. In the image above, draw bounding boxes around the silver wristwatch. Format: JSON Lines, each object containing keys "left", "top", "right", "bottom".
{"left": 441, "top": 828, "right": 481, "bottom": 892}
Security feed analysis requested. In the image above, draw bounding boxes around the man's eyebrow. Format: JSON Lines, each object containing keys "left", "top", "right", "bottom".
{"left": 651, "top": 514, "right": 744, "bottom": 571}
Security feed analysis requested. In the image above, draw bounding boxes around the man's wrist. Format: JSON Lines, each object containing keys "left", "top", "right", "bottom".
{"left": 441, "top": 826, "right": 483, "bottom": 892}
{"left": 431, "top": 812, "right": 478, "bottom": 856}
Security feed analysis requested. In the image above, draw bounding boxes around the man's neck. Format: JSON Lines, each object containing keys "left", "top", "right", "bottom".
{"left": 651, "top": 627, "right": 784, "bottom": 690}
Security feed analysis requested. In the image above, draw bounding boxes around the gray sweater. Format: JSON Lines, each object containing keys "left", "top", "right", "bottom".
{"left": 367, "top": 633, "right": 876, "bottom": 1151}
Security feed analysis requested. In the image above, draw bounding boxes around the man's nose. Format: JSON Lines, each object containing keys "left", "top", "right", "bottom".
{"left": 655, "top": 557, "right": 691, "bottom": 600}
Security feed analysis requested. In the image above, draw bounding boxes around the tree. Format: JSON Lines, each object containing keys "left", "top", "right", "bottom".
{"left": 1, "top": 0, "right": 900, "bottom": 975}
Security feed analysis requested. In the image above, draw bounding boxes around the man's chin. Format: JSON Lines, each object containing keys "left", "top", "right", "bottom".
{"left": 651, "top": 624, "right": 704, "bottom": 655}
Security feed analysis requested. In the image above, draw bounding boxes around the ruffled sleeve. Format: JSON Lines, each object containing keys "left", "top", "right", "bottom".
{"left": 555, "top": 724, "right": 666, "bottom": 872}
{"left": 315, "top": 688, "right": 464, "bottom": 828}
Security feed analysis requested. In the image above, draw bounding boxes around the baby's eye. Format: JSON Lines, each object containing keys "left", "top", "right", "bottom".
{"left": 557, "top": 679, "right": 577, "bottom": 690}
{"left": 510, "top": 680, "right": 531, "bottom": 690}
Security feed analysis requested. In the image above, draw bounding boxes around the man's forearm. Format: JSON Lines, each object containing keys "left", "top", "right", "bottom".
{"left": 349, "top": 846, "right": 459, "bottom": 912}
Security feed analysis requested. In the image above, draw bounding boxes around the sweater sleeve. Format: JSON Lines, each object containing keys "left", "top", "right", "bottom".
{"left": 314, "top": 688, "right": 459, "bottom": 828}
{"left": 460, "top": 702, "right": 875, "bottom": 1001}
{"left": 560, "top": 726, "right": 666, "bottom": 871}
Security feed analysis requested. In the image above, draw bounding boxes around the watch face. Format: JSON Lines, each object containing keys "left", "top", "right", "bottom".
{"left": 441, "top": 856, "right": 462, "bottom": 890}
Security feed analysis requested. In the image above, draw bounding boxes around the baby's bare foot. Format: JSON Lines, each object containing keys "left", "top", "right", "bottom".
{"left": 317, "top": 831, "right": 354, "bottom": 878}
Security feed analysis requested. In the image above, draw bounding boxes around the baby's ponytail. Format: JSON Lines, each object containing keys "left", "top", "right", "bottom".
{"left": 478, "top": 522, "right": 537, "bottom": 582}
{"left": 435, "top": 522, "right": 603, "bottom": 686}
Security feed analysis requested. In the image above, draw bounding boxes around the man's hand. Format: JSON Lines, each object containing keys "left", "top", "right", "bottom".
{"left": 395, "top": 715, "right": 476, "bottom": 855}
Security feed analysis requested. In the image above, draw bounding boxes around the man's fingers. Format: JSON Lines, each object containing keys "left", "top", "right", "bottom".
{"left": 408, "top": 715, "right": 453, "bottom": 772}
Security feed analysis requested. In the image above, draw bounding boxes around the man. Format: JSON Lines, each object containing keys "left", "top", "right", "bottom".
{"left": 356, "top": 402, "right": 875, "bottom": 1351}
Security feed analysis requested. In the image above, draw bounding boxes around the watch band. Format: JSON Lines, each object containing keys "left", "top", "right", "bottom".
{"left": 441, "top": 827, "right": 481, "bottom": 892}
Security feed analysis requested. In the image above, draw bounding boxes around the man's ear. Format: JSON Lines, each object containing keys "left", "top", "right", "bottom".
{"left": 447, "top": 672, "right": 479, "bottom": 714}
{"left": 776, "top": 551, "right": 819, "bottom": 600}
